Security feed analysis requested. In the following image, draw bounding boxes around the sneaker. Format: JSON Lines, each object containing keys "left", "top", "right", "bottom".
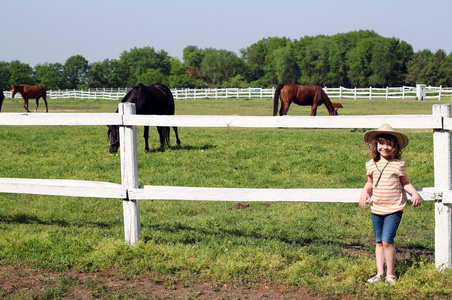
{"left": 367, "top": 273, "right": 382, "bottom": 283}
{"left": 385, "top": 275, "right": 397, "bottom": 284}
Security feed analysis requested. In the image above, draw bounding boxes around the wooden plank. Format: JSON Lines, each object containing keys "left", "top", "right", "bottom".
{"left": 433, "top": 104, "right": 452, "bottom": 270}
{"left": 0, "top": 113, "right": 122, "bottom": 126}
{"left": 0, "top": 112, "right": 443, "bottom": 130}
{"left": 443, "top": 190, "right": 452, "bottom": 204}
{"left": 0, "top": 178, "right": 126, "bottom": 199}
{"left": 119, "top": 103, "right": 140, "bottom": 245}
{"left": 444, "top": 117, "right": 452, "bottom": 131}
{"left": 124, "top": 115, "right": 441, "bottom": 129}
{"left": 128, "top": 185, "right": 438, "bottom": 203}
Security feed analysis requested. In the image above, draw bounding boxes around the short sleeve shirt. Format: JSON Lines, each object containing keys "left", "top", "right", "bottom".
{"left": 365, "top": 158, "right": 407, "bottom": 215}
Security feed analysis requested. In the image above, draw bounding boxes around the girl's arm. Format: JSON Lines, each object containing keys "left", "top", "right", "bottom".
{"left": 359, "top": 175, "right": 373, "bottom": 209}
{"left": 400, "top": 175, "right": 422, "bottom": 207}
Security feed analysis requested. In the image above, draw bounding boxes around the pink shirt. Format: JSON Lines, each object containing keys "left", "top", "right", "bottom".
{"left": 366, "top": 158, "right": 407, "bottom": 215}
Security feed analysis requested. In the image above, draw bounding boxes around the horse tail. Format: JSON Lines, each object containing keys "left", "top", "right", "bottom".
{"left": 319, "top": 87, "right": 335, "bottom": 116}
{"left": 162, "top": 126, "right": 171, "bottom": 148}
{"left": 273, "top": 84, "right": 285, "bottom": 116}
{"left": 164, "top": 85, "right": 175, "bottom": 147}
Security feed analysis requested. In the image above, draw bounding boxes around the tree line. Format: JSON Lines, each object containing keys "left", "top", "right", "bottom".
{"left": 1, "top": 30, "right": 451, "bottom": 90}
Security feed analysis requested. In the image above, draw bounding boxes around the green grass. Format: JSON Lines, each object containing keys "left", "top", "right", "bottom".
{"left": 0, "top": 96, "right": 451, "bottom": 299}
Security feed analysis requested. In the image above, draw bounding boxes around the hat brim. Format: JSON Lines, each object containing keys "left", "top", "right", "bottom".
{"left": 364, "top": 130, "right": 409, "bottom": 150}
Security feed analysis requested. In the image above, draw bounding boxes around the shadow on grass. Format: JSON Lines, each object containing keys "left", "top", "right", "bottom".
{"left": 140, "top": 220, "right": 435, "bottom": 277}
{"left": 1, "top": 212, "right": 114, "bottom": 228}
{"left": 146, "top": 144, "right": 217, "bottom": 153}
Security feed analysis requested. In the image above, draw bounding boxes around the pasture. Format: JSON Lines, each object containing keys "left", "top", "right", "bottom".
{"left": 0, "top": 96, "right": 451, "bottom": 299}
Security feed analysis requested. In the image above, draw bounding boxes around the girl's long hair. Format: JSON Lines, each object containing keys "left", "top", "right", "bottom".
{"left": 369, "top": 134, "right": 402, "bottom": 161}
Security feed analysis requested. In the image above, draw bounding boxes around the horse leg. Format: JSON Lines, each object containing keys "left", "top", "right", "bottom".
{"left": 144, "top": 126, "right": 150, "bottom": 152}
{"left": 280, "top": 100, "right": 291, "bottom": 116}
{"left": 157, "top": 126, "right": 165, "bottom": 149}
{"left": 173, "top": 127, "right": 181, "bottom": 148}
{"left": 34, "top": 98, "right": 39, "bottom": 112}
{"left": 310, "top": 104, "right": 318, "bottom": 116}
{"left": 23, "top": 98, "right": 30, "bottom": 113}
{"left": 43, "top": 95, "right": 48, "bottom": 113}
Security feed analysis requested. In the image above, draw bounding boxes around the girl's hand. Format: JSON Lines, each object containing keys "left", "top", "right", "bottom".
{"left": 411, "top": 192, "right": 422, "bottom": 207}
{"left": 359, "top": 193, "right": 369, "bottom": 209}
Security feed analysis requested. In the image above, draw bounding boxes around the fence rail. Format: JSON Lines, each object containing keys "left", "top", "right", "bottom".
{"left": 0, "top": 105, "right": 451, "bottom": 269}
{"left": 4, "top": 86, "right": 452, "bottom": 101}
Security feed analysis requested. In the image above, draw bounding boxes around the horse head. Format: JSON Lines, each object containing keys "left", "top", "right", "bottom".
{"left": 332, "top": 103, "right": 343, "bottom": 116}
{"left": 11, "top": 85, "right": 17, "bottom": 98}
{"left": 107, "top": 125, "right": 120, "bottom": 153}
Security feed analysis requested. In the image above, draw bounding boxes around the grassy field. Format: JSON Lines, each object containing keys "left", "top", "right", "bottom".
{"left": 0, "top": 96, "right": 451, "bottom": 299}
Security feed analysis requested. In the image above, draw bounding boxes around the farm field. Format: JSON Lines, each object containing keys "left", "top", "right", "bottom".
{"left": 0, "top": 96, "right": 451, "bottom": 299}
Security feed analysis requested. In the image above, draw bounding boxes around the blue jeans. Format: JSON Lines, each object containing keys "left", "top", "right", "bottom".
{"left": 371, "top": 211, "right": 403, "bottom": 244}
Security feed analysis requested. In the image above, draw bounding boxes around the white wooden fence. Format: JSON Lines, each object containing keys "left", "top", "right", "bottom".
{"left": 0, "top": 104, "right": 451, "bottom": 270}
{"left": 3, "top": 86, "right": 452, "bottom": 101}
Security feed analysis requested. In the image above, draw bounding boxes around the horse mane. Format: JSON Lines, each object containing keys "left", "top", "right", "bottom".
{"left": 318, "top": 86, "right": 335, "bottom": 116}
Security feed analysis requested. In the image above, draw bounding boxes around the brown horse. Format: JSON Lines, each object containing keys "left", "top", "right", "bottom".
{"left": 273, "top": 84, "right": 336, "bottom": 116}
{"left": 11, "top": 84, "right": 48, "bottom": 113}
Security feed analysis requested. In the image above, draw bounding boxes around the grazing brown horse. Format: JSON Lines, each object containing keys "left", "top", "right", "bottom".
{"left": 11, "top": 84, "right": 48, "bottom": 113}
{"left": 273, "top": 84, "right": 336, "bottom": 116}
{"left": 108, "top": 83, "right": 181, "bottom": 153}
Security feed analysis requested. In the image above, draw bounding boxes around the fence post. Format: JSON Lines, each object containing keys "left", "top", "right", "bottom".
{"left": 118, "top": 103, "right": 140, "bottom": 246}
{"left": 433, "top": 104, "right": 452, "bottom": 269}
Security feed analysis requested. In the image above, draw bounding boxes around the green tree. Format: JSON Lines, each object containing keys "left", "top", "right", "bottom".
{"left": 0, "top": 62, "right": 11, "bottom": 88}
{"left": 346, "top": 37, "right": 378, "bottom": 87}
{"left": 9, "top": 60, "right": 34, "bottom": 85}
{"left": 183, "top": 45, "right": 205, "bottom": 68}
{"left": 273, "top": 44, "right": 299, "bottom": 83}
{"left": 87, "top": 59, "right": 127, "bottom": 88}
{"left": 438, "top": 52, "right": 452, "bottom": 86}
{"left": 423, "top": 49, "right": 447, "bottom": 86}
{"left": 168, "top": 57, "right": 205, "bottom": 88}
{"left": 405, "top": 50, "right": 433, "bottom": 85}
{"left": 328, "top": 33, "right": 356, "bottom": 87}
{"left": 62, "top": 55, "right": 89, "bottom": 89}
{"left": 200, "top": 49, "right": 246, "bottom": 86}
{"left": 137, "top": 69, "right": 167, "bottom": 86}
{"left": 120, "top": 47, "right": 171, "bottom": 87}
{"left": 223, "top": 74, "right": 249, "bottom": 88}
{"left": 368, "top": 38, "right": 413, "bottom": 87}
{"left": 296, "top": 35, "right": 335, "bottom": 86}
{"left": 241, "top": 37, "right": 291, "bottom": 86}
{"left": 34, "top": 63, "right": 63, "bottom": 89}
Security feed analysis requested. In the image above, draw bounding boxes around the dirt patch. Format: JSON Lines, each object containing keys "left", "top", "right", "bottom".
{"left": 0, "top": 266, "right": 330, "bottom": 299}
{"left": 232, "top": 202, "right": 251, "bottom": 209}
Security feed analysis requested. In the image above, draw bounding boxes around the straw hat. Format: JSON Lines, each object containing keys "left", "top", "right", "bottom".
{"left": 363, "top": 124, "right": 409, "bottom": 150}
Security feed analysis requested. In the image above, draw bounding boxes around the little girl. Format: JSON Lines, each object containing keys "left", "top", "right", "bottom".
{"left": 359, "top": 124, "right": 422, "bottom": 284}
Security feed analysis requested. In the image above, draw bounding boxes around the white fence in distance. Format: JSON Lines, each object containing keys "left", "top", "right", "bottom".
{"left": 0, "top": 104, "right": 451, "bottom": 270}
{"left": 3, "top": 86, "right": 452, "bottom": 101}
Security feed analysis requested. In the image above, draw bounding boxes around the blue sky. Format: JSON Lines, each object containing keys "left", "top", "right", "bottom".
{"left": 2, "top": 0, "right": 451, "bottom": 66}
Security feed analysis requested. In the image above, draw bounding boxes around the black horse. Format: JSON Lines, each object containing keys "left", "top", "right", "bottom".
{"left": 0, "top": 85, "right": 4, "bottom": 112}
{"left": 108, "top": 83, "right": 181, "bottom": 153}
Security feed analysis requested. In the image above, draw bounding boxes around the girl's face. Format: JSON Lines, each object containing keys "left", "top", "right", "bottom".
{"left": 377, "top": 139, "right": 394, "bottom": 159}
